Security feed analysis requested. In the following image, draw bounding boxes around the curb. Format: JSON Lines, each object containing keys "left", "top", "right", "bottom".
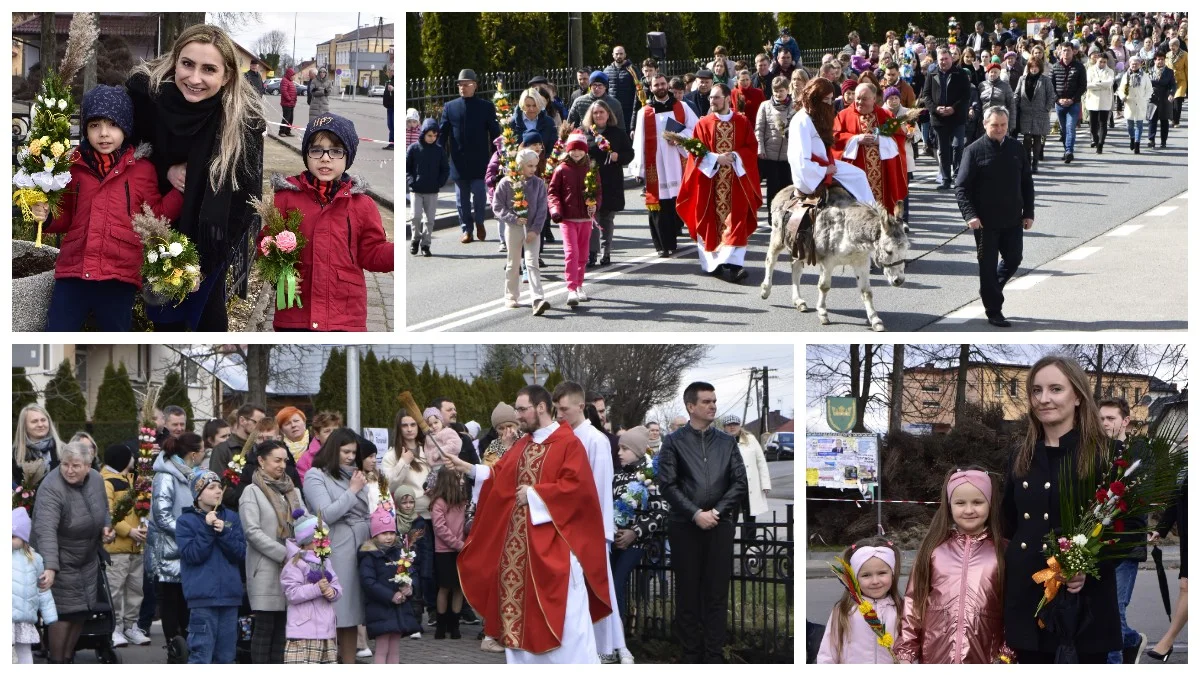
{"left": 267, "top": 133, "right": 395, "bottom": 210}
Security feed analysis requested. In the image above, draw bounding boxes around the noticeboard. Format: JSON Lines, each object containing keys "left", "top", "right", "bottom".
{"left": 805, "top": 432, "right": 880, "bottom": 492}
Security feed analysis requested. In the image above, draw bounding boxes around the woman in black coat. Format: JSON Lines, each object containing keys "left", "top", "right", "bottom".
{"left": 1146, "top": 52, "right": 1177, "bottom": 148}
{"left": 1001, "top": 355, "right": 1120, "bottom": 664}
{"left": 582, "top": 100, "right": 634, "bottom": 266}
{"left": 1145, "top": 477, "right": 1187, "bottom": 661}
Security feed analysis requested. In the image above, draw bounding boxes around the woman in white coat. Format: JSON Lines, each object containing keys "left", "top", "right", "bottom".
{"left": 1117, "top": 55, "right": 1154, "bottom": 153}
{"left": 1084, "top": 54, "right": 1116, "bottom": 153}
{"left": 722, "top": 415, "right": 772, "bottom": 541}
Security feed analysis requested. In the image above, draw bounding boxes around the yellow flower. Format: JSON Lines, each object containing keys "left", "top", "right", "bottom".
{"left": 878, "top": 634, "right": 894, "bottom": 648}
{"left": 39, "top": 136, "right": 50, "bottom": 146}
{"left": 50, "top": 142, "right": 65, "bottom": 158}
{"left": 1091, "top": 523, "right": 1103, "bottom": 538}
{"left": 29, "top": 138, "right": 44, "bottom": 156}
{"left": 857, "top": 600, "right": 872, "bottom": 615}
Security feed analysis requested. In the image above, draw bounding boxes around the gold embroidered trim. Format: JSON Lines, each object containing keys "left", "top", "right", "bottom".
{"left": 497, "top": 440, "right": 550, "bottom": 649}
{"left": 714, "top": 120, "right": 734, "bottom": 235}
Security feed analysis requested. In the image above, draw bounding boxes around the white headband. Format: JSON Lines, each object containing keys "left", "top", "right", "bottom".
{"left": 849, "top": 546, "right": 897, "bottom": 576}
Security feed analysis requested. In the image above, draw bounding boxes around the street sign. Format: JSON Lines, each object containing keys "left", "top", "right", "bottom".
{"left": 825, "top": 397, "right": 857, "bottom": 432}
{"left": 12, "top": 345, "right": 40, "bottom": 368}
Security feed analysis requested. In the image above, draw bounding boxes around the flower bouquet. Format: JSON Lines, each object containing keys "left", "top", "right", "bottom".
{"left": 389, "top": 545, "right": 418, "bottom": 588}
{"left": 130, "top": 204, "right": 201, "bottom": 306}
{"left": 134, "top": 391, "right": 162, "bottom": 528}
{"left": 304, "top": 511, "right": 336, "bottom": 584}
{"left": 251, "top": 195, "right": 307, "bottom": 311}
{"left": 12, "top": 13, "right": 98, "bottom": 247}
{"left": 663, "top": 131, "right": 709, "bottom": 159}
{"left": 627, "top": 66, "right": 647, "bottom": 108}
{"left": 12, "top": 475, "right": 37, "bottom": 512}
{"left": 591, "top": 125, "right": 613, "bottom": 164}
{"left": 829, "top": 556, "right": 899, "bottom": 662}
{"left": 877, "top": 108, "right": 923, "bottom": 137}
{"left": 377, "top": 472, "right": 394, "bottom": 515}
{"left": 495, "top": 83, "right": 527, "bottom": 219}
{"left": 584, "top": 160, "right": 599, "bottom": 214}
{"left": 614, "top": 480, "right": 650, "bottom": 528}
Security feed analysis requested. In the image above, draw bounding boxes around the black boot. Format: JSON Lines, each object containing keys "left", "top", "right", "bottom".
{"left": 449, "top": 610, "right": 462, "bottom": 639}
{"left": 1130, "top": 139, "right": 1136, "bottom": 151}
{"left": 435, "top": 612, "right": 447, "bottom": 639}
{"left": 1134, "top": 142, "right": 1141, "bottom": 154}
{"left": 421, "top": 245, "right": 432, "bottom": 257}
{"left": 410, "top": 240, "right": 419, "bottom": 255}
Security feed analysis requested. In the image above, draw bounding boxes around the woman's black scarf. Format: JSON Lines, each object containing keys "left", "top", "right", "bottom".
{"left": 1024, "top": 71, "right": 1042, "bottom": 101}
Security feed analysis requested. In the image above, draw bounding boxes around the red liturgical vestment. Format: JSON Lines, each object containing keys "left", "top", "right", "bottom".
{"left": 832, "top": 104, "right": 908, "bottom": 213}
{"left": 676, "top": 112, "right": 762, "bottom": 251}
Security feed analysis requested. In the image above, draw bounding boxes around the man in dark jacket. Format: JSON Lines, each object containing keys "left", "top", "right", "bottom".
{"left": 244, "top": 59, "right": 266, "bottom": 97}
{"left": 658, "top": 381, "right": 747, "bottom": 664}
{"left": 569, "top": 68, "right": 591, "bottom": 105}
{"left": 1146, "top": 51, "right": 1177, "bottom": 149}
{"left": 919, "top": 48, "right": 974, "bottom": 188}
{"left": 683, "top": 70, "right": 715, "bottom": 117}
{"left": 1098, "top": 397, "right": 1149, "bottom": 664}
{"left": 749, "top": 53, "right": 775, "bottom": 99}
{"left": 1049, "top": 41, "right": 1087, "bottom": 162}
{"left": 382, "top": 65, "right": 394, "bottom": 150}
{"left": 439, "top": 69, "right": 502, "bottom": 244}
{"left": 209, "top": 404, "right": 265, "bottom": 479}
{"left": 955, "top": 107, "right": 1034, "bottom": 328}
{"left": 603, "top": 45, "right": 637, "bottom": 130}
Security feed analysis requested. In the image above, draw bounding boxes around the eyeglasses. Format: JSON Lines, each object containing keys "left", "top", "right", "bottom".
{"left": 307, "top": 147, "right": 347, "bottom": 160}
{"left": 514, "top": 405, "right": 534, "bottom": 413}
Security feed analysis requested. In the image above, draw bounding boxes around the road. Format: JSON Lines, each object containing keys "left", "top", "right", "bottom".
{"left": 405, "top": 112, "right": 1187, "bottom": 332}
{"left": 804, "top": 568, "right": 1188, "bottom": 662}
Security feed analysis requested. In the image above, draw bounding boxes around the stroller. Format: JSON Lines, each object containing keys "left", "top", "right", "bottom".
{"left": 37, "top": 551, "right": 121, "bottom": 664}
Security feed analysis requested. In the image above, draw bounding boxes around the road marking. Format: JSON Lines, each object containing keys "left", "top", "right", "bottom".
{"left": 1175, "top": 192, "right": 1188, "bottom": 200}
{"left": 1145, "top": 205, "right": 1178, "bottom": 216}
{"left": 1104, "top": 224, "right": 1143, "bottom": 237}
{"left": 940, "top": 305, "right": 987, "bottom": 323}
{"left": 1057, "top": 246, "right": 1102, "bottom": 261}
{"left": 408, "top": 250, "right": 684, "bottom": 331}
{"left": 1004, "top": 274, "right": 1051, "bottom": 291}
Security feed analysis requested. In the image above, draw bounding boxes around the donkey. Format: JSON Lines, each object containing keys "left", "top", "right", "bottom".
{"left": 760, "top": 186, "right": 910, "bottom": 331}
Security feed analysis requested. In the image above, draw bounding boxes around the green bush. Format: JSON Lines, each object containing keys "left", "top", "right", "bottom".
{"left": 44, "top": 359, "right": 87, "bottom": 439}
{"left": 681, "top": 12, "right": 722, "bottom": 66}
{"left": 13, "top": 367, "right": 39, "bottom": 432}
{"left": 313, "top": 347, "right": 348, "bottom": 418}
{"left": 157, "top": 370, "right": 194, "bottom": 426}
{"left": 646, "top": 12, "right": 693, "bottom": 64}
{"left": 406, "top": 13, "right": 426, "bottom": 78}
{"left": 420, "top": 12, "right": 487, "bottom": 79}
{"left": 92, "top": 362, "right": 138, "bottom": 452}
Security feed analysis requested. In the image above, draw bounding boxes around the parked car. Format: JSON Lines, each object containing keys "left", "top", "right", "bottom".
{"left": 368, "top": 85, "right": 385, "bottom": 97}
{"left": 263, "top": 78, "right": 282, "bottom": 95}
{"left": 764, "top": 431, "right": 793, "bottom": 462}
{"left": 295, "top": 83, "right": 308, "bottom": 95}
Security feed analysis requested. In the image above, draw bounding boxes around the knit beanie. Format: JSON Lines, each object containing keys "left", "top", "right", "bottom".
{"left": 465, "top": 421, "right": 481, "bottom": 440}
{"left": 80, "top": 84, "right": 135, "bottom": 143}
{"left": 841, "top": 78, "right": 859, "bottom": 95}
{"left": 12, "top": 507, "right": 31, "bottom": 544}
{"left": 883, "top": 86, "right": 901, "bottom": 101}
{"left": 275, "top": 406, "right": 306, "bottom": 428}
{"left": 491, "top": 402, "right": 519, "bottom": 429}
{"left": 302, "top": 112, "right": 360, "bottom": 170}
{"left": 565, "top": 132, "right": 588, "bottom": 153}
{"left": 618, "top": 426, "right": 650, "bottom": 460}
{"left": 190, "top": 470, "right": 222, "bottom": 504}
{"left": 370, "top": 505, "right": 397, "bottom": 538}
{"left": 423, "top": 407, "right": 446, "bottom": 426}
{"left": 521, "top": 130, "right": 544, "bottom": 147}
{"left": 589, "top": 70, "right": 609, "bottom": 87}
{"left": 406, "top": 108, "right": 420, "bottom": 123}
{"left": 292, "top": 510, "right": 319, "bottom": 545}
{"left": 104, "top": 443, "right": 134, "bottom": 473}
{"left": 987, "top": 61, "right": 1002, "bottom": 71}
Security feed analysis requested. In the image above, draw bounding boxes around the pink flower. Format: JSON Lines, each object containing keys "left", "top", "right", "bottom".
{"left": 1058, "top": 537, "right": 1070, "bottom": 552}
{"left": 259, "top": 236, "right": 274, "bottom": 255}
{"left": 275, "top": 230, "right": 298, "bottom": 253}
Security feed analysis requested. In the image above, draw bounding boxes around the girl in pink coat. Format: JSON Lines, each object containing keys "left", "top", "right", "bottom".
{"left": 280, "top": 512, "right": 343, "bottom": 663}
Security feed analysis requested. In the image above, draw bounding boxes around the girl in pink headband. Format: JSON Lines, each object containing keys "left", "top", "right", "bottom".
{"left": 816, "top": 537, "right": 902, "bottom": 663}
{"left": 896, "top": 467, "right": 1015, "bottom": 663}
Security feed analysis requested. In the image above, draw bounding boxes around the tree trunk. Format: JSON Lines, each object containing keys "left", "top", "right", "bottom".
{"left": 953, "top": 344, "right": 970, "bottom": 427}
{"left": 161, "top": 13, "right": 205, "bottom": 54}
{"left": 1093, "top": 343, "right": 1105, "bottom": 400}
{"left": 888, "top": 344, "right": 905, "bottom": 436}
{"left": 81, "top": 14, "right": 97, "bottom": 94}
{"left": 853, "top": 346, "right": 874, "bottom": 432}
{"left": 245, "top": 345, "right": 270, "bottom": 407}
{"left": 40, "top": 13, "right": 58, "bottom": 75}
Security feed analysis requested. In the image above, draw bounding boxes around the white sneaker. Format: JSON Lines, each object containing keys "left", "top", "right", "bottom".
{"left": 481, "top": 636, "right": 505, "bottom": 653}
{"left": 618, "top": 647, "right": 635, "bottom": 664}
{"left": 409, "top": 632, "right": 422, "bottom": 640}
{"left": 123, "top": 626, "right": 151, "bottom": 646}
{"left": 577, "top": 287, "right": 588, "bottom": 302}
{"left": 566, "top": 290, "right": 579, "bottom": 306}
{"left": 111, "top": 629, "right": 128, "bottom": 647}
{"left": 356, "top": 647, "right": 373, "bottom": 658}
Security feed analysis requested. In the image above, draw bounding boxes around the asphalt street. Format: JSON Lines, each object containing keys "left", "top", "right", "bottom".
{"left": 404, "top": 111, "right": 1187, "bottom": 332}
{"left": 804, "top": 568, "right": 1188, "bottom": 662}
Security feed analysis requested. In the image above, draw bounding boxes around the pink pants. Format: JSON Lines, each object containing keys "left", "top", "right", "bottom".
{"left": 560, "top": 219, "right": 592, "bottom": 291}
{"left": 374, "top": 632, "right": 402, "bottom": 664}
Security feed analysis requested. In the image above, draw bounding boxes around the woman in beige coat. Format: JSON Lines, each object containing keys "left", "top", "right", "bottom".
{"left": 1117, "top": 55, "right": 1154, "bottom": 153}
{"left": 722, "top": 416, "right": 772, "bottom": 540}
{"left": 1084, "top": 54, "right": 1116, "bottom": 153}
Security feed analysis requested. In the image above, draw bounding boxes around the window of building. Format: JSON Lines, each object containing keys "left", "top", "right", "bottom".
{"left": 923, "top": 401, "right": 939, "bottom": 408}
{"left": 185, "top": 360, "right": 200, "bottom": 386}
{"left": 994, "top": 382, "right": 1003, "bottom": 398}
{"left": 1134, "top": 388, "right": 1141, "bottom": 404}
{"left": 921, "top": 384, "right": 940, "bottom": 392}
{"left": 74, "top": 349, "right": 88, "bottom": 396}
{"left": 1009, "top": 379, "right": 1018, "bottom": 396}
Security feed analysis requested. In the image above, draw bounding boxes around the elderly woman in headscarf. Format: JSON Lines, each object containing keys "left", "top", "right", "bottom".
{"left": 31, "top": 440, "right": 114, "bottom": 663}
{"left": 13, "top": 403, "right": 64, "bottom": 488}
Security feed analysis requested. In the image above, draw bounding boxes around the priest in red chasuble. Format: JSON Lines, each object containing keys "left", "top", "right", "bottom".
{"left": 832, "top": 83, "right": 909, "bottom": 215}
{"left": 676, "top": 83, "right": 762, "bottom": 282}
{"left": 447, "top": 384, "right": 611, "bottom": 664}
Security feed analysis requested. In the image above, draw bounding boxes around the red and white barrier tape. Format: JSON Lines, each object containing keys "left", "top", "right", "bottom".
{"left": 263, "top": 119, "right": 394, "bottom": 144}
{"left": 806, "top": 496, "right": 939, "bottom": 506}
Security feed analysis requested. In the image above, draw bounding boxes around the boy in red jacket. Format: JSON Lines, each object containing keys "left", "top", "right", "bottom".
{"left": 264, "top": 113, "right": 394, "bottom": 331}
{"left": 33, "top": 84, "right": 182, "bottom": 331}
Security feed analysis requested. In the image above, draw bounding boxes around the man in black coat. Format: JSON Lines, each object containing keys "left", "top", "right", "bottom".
{"left": 603, "top": 45, "right": 637, "bottom": 130}
{"left": 1146, "top": 51, "right": 1178, "bottom": 149}
{"left": 658, "top": 381, "right": 747, "bottom": 664}
{"left": 683, "top": 70, "right": 715, "bottom": 117}
{"left": 439, "top": 69, "right": 502, "bottom": 244}
{"left": 1049, "top": 42, "right": 1087, "bottom": 162}
{"left": 919, "top": 48, "right": 973, "bottom": 188}
{"left": 955, "top": 107, "right": 1034, "bottom": 328}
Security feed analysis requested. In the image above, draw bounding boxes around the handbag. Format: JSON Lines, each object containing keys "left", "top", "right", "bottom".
{"left": 1146, "top": 102, "right": 1158, "bottom": 120}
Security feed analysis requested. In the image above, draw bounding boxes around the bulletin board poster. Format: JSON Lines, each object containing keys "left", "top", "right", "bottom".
{"left": 805, "top": 433, "right": 880, "bottom": 491}
{"left": 363, "top": 427, "right": 390, "bottom": 462}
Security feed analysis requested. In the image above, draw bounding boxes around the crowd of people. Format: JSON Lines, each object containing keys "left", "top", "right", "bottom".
{"left": 12, "top": 380, "right": 776, "bottom": 664}
{"left": 406, "top": 12, "right": 1186, "bottom": 319}
{"left": 814, "top": 356, "right": 1189, "bottom": 664}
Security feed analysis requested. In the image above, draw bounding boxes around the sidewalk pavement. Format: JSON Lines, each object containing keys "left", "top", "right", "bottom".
{"left": 804, "top": 545, "right": 1183, "bottom": 578}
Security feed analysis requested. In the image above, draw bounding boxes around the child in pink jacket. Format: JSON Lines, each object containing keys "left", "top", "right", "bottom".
{"left": 280, "top": 512, "right": 342, "bottom": 663}
{"left": 429, "top": 470, "right": 468, "bottom": 639}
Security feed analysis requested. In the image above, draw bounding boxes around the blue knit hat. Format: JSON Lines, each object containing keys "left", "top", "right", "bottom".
{"left": 302, "top": 113, "right": 360, "bottom": 170}
{"left": 190, "top": 470, "right": 222, "bottom": 504}
{"left": 589, "top": 70, "right": 609, "bottom": 87}
{"left": 80, "top": 84, "right": 134, "bottom": 145}
{"left": 521, "top": 130, "right": 543, "bottom": 146}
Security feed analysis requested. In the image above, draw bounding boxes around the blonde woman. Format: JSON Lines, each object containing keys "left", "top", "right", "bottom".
{"left": 12, "top": 403, "right": 64, "bottom": 487}
{"left": 127, "top": 23, "right": 266, "bottom": 331}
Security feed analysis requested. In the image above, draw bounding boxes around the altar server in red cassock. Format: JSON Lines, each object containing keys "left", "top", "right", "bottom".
{"left": 832, "top": 83, "right": 909, "bottom": 215}
{"left": 676, "top": 84, "right": 763, "bottom": 282}
{"left": 447, "top": 385, "right": 611, "bottom": 664}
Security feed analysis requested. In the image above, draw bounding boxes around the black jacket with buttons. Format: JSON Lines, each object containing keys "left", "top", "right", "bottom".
{"left": 1001, "top": 429, "right": 1120, "bottom": 654}
{"left": 658, "top": 424, "right": 747, "bottom": 524}
{"left": 955, "top": 134, "right": 1035, "bottom": 229}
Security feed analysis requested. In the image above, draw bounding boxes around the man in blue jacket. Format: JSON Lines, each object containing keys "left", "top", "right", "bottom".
{"left": 176, "top": 471, "right": 246, "bottom": 664}
{"left": 439, "top": 69, "right": 502, "bottom": 244}
{"left": 603, "top": 45, "right": 637, "bottom": 130}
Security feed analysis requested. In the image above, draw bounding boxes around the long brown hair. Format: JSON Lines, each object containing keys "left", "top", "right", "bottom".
{"left": 802, "top": 77, "right": 837, "bottom": 150}
{"left": 829, "top": 536, "right": 902, "bottom": 662}
{"left": 391, "top": 409, "right": 427, "bottom": 470}
{"left": 1014, "top": 356, "right": 1110, "bottom": 478}
{"left": 907, "top": 467, "right": 1005, "bottom": 623}
{"left": 428, "top": 468, "right": 468, "bottom": 507}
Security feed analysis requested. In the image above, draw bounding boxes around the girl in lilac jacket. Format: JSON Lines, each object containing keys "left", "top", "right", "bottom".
{"left": 280, "top": 512, "right": 343, "bottom": 664}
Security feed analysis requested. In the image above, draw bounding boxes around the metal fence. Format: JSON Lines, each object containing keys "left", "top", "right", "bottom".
{"left": 622, "top": 504, "right": 794, "bottom": 662}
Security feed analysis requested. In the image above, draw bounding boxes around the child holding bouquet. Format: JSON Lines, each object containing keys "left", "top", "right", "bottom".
{"left": 33, "top": 84, "right": 182, "bottom": 331}
{"left": 280, "top": 512, "right": 342, "bottom": 664}
{"left": 610, "top": 427, "right": 667, "bottom": 625}
{"left": 265, "top": 113, "right": 394, "bottom": 332}
{"left": 493, "top": 147, "right": 550, "bottom": 315}
{"left": 358, "top": 506, "right": 422, "bottom": 663}
{"left": 895, "top": 468, "right": 1014, "bottom": 663}
{"left": 816, "top": 537, "right": 902, "bottom": 663}
{"left": 547, "top": 132, "right": 601, "bottom": 307}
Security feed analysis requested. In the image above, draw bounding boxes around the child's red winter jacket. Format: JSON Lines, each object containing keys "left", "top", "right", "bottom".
{"left": 547, "top": 159, "right": 601, "bottom": 222}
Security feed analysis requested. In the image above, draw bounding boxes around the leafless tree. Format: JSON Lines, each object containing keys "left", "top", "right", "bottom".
{"left": 253, "top": 28, "right": 289, "bottom": 60}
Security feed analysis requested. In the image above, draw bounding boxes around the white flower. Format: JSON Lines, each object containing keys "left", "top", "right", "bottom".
{"left": 185, "top": 264, "right": 200, "bottom": 276}
{"left": 158, "top": 245, "right": 167, "bottom": 256}
{"left": 168, "top": 242, "right": 184, "bottom": 257}
{"left": 12, "top": 169, "right": 34, "bottom": 188}
{"left": 147, "top": 251, "right": 159, "bottom": 264}
{"left": 1102, "top": 517, "right": 1112, "bottom": 526}
{"left": 58, "top": 99, "right": 67, "bottom": 111}
{"left": 1124, "top": 459, "right": 1141, "bottom": 478}
{"left": 43, "top": 158, "right": 57, "bottom": 173}
{"left": 30, "top": 170, "right": 69, "bottom": 192}
{"left": 1071, "top": 534, "right": 1088, "bottom": 546}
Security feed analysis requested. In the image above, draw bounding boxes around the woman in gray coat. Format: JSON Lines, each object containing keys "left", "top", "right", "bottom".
{"left": 30, "top": 441, "right": 113, "bottom": 663}
{"left": 978, "top": 62, "right": 1016, "bottom": 130}
{"left": 308, "top": 66, "right": 335, "bottom": 122}
{"left": 301, "top": 428, "right": 370, "bottom": 665}
{"left": 1015, "top": 56, "right": 1055, "bottom": 173}
{"left": 755, "top": 75, "right": 797, "bottom": 226}
{"left": 239, "top": 441, "right": 304, "bottom": 664}
{"left": 149, "top": 433, "right": 205, "bottom": 658}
